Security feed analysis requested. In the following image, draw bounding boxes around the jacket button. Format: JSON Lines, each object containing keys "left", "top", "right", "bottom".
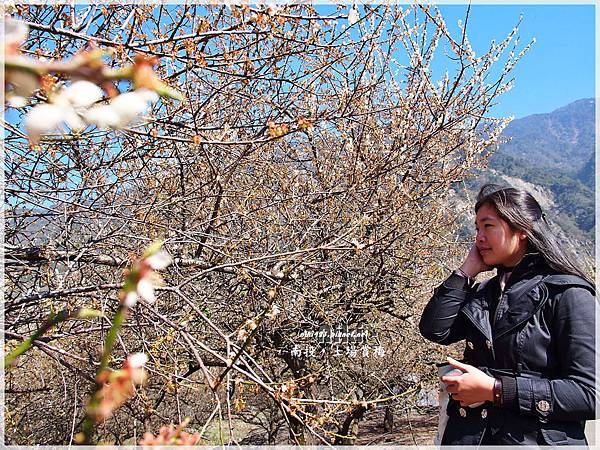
{"left": 481, "top": 408, "right": 487, "bottom": 418}
{"left": 485, "top": 340, "right": 492, "bottom": 349}
{"left": 459, "top": 407, "right": 467, "bottom": 417}
{"left": 467, "top": 341, "right": 474, "bottom": 349}
{"left": 537, "top": 400, "right": 550, "bottom": 412}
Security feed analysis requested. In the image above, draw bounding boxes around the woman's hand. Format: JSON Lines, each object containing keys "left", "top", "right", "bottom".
{"left": 459, "top": 244, "right": 491, "bottom": 278}
{"left": 441, "top": 357, "right": 495, "bottom": 406}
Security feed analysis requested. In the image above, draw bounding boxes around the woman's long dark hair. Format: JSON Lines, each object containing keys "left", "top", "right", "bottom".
{"left": 475, "top": 183, "right": 593, "bottom": 285}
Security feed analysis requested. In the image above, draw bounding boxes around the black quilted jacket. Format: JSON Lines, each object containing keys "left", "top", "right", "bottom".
{"left": 419, "top": 253, "right": 596, "bottom": 446}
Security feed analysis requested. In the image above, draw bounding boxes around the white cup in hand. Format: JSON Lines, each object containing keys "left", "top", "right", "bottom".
{"left": 438, "top": 363, "right": 484, "bottom": 408}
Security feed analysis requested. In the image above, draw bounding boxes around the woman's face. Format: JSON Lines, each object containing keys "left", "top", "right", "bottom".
{"left": 475, "top": 203, "right": 528, "bottom": 268}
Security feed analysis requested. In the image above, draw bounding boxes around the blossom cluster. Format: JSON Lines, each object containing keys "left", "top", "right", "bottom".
{"left": 267, "top": 119, "right": 289, "bottom": 138}
{"left": 119, "top": 245, "right": 172, "bottom": 308}
{"left": 74, "top": 242, "right": 172, "bottom": 443}
{"left": 86, "top": 353, "right": 148, "bottom": 423}
{"left": 25, "top": 81, "right": 159, "bottom": 143}
{"left": 139, "top": 418, "right": 203, "bottom": 447}
{"left": 3, "top": 18, "right": 181, "bottom": 144}
{"left": 3, "top": 19, "right": 35, "bottom": 105}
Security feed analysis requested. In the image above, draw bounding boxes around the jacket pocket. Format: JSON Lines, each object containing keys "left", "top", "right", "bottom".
{"left": 539, "top": 428, "right": 569, "bottom": 445}
{"left": 538, "top": 421, "right": 587, "bottom": 446}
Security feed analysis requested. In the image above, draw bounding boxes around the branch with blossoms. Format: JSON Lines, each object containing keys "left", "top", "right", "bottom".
{"left": 3, "top": 18, "right": 183, "bottom": 143}
{"left": 2, "top": 240, "right": 174, "bottom": 444}
{"left": 3, "top": 2, "right": 538, "bottom": 445}
{"left": 77, "top": 241, "right": 172, "bottom": 444}
{"left": 139, "top": 418, "right": 203, "bottom": 447}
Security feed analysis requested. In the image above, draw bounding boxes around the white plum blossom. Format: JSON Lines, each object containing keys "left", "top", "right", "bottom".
{"left": 23, "top": 81, "right": 102, "bottom": 142}
{"left": 59, "top": 80, "right": 103, "bottom": 108}
{"left": 85, "top": 89, "right": 158, "bottom": 129}
{"left": 136, "top": 277, "right": 156, "bottom": 303}
{"left": 83, "top": 104, "right": 122, "bottom": 129}
{"left": 25, "top": 102, "right": 87, "bottom": 142}
{"left": 108, "top": 89, "right": 158, "bottom": 124}
{"left": 144, "top": 250, "right": 172, "bottom": 270}
{"left": 119, "top": 243, "right": 172, "bottom": 308}
{"left": 124, "top": 352, "right": 148, "bottom": 385}
{"left": 127, "top": 353, "right": 148, "bottom": 369}
{"left": 24, "top": 104, "right": 66, "bottom": 142}
{"left": 348, "top": 6, "right": 359, "bottom": 26}
{"left": 135, "top": 249, "right": 171, "bottom": 304}
{"left": 123, "top": 291, "right": 139, "bottom": 308}
{"left": 24, "top": 84, "right": 159, "bottom": 142}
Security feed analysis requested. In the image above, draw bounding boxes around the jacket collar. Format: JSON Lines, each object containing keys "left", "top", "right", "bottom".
{"left": 460, "top": 252, "right": 552, "bottom": 342}
{"left": 495, "top": 252, "right": 549, "bottom": 291}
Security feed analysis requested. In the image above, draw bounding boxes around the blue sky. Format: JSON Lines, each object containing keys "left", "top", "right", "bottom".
{"left": 5, "top": 4, "right": 594, "bottom": 126}
{"left": 435, "top": 4, "right": 595, "bottom": 118}
{"left": 314, "top": 3, "right": 594, "bottom": 119}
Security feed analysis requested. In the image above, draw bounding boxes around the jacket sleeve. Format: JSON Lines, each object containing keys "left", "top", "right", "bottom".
{"left": 501, "top": 286, "right": 596, "bottom": 421}
{"left": 419, "top": 272, "right": 472, "bottom": 345}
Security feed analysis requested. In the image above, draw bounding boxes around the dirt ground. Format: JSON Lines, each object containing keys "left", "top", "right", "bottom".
{"left": 238, "top": 406, "right": 439, "bottom": 445}
{"left": 354, "top": 407, "right": 438, "bottom": 445}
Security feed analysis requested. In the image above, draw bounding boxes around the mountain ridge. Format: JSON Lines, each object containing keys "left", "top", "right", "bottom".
{"left": 461, "top": 97, "right": 594, "bottom": 245}
{"left": 491, "top": 97, "right": 594, "bottom": 176}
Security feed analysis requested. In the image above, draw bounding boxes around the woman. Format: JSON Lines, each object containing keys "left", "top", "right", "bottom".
{"left": 419, "top": 184, "right": 596, "bottom": 446}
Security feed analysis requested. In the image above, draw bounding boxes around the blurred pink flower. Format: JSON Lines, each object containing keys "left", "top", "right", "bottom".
{"left": 140, "top": 418, "right": 203, "bottom": 447}
{"left": 119, "top": 244, "right": 172, "bottom": 308}
{"left": 88, "top": 353, "right": 148, "bottom": 423}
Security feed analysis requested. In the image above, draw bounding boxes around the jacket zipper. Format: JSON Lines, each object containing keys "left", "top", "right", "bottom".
{"left": 492, "top": 286, "right": 506, "bottom": 329}
{"left": 477, "top": 425, "right": 488, "bottom": 447}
